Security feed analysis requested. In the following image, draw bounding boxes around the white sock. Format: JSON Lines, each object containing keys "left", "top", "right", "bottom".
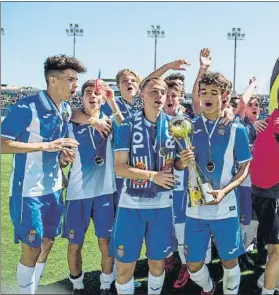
{"left": 33, "top": 262, "right": 46, "bottom": 293}
{"left": 175, "top": 223, "right": 186, "bottom": 264}
{"left": 262, "top": 287, "right": 275, "bottom": 294}
{"left": 189, "top": 264, "right": 213, "bottom": 292}
{"left": 223, "top": 264, "right": 241, "bottom": 294}
{"left": 115, "top": 277, "right": 134, "bottom": 294}
{"left": 100, "top": 272, "right": 114, "bottom": 290}
{"left": 69, "top": 272, "right": 84, "bottom": 290}
{"left": 204, "top": 237, "right": 212, "bottom": 264}
{"left": 17, "top": 263, "right": 36, "bottom": 294}
{"left": 148, "top": 271, "right": 165, "bottom": 294}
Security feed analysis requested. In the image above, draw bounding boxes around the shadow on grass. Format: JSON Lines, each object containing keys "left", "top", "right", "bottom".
{"left": 37, "top": 251, "right": 270, "bottom": 295}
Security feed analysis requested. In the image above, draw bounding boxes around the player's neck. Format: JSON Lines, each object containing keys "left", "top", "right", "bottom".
{"left": 46, "top": 89, "right": 63, "bottom": 107}
{"left": 203, "top": 109, "right": 221, "bottom": 121}
{"left": 83, "top": 107, "right": 100, "bottom": 118}
{"left": 122, "top": 94, "right": 134, "bottom": 104}
{"left": 144, "top": 108, "right": 161, "bottom": 123}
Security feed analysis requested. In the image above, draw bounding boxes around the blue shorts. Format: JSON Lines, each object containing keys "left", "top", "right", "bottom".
{"left": 173, "top": 191, "right": 186, "bottom": 224}
{"left": 9, "top": 190, "right": 63, "bottom": 248}
{"left": 114, "top": 178, "right": 124, "bottom": 208}
{"left": 184, "top": 216, "right": 244, "bottom": 262}
{"left": 238, "top": 186, "right": 252, "bottom": 225}
{"left": 62, "top": 194, "right": 114, "bottom": 244}
{"left": 110, "top": 207, "right": 176, "bottom": 263}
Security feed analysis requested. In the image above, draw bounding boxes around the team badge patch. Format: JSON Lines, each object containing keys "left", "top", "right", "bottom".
{"left": 133, "top": 162, "right": 148, "bottom": 186}
{"left": 116, "top": 245, "right": 125, "bottom": 258}
{"left": 68, "top": 229, "right": 76, "bottom": 240}
{"left": 184, "top": 244, "right": 188, "bottom": 256}
{"left": 217, "top": 124, "right": 225, "bottom": 136}
{"left": 160, "top": 157, "right": 174, "bottom": 172}
{"left": 27, "top": 229, "right": 37, "bottom": 243}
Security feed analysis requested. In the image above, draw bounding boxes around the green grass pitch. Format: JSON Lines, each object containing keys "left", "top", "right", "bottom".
{"left": 1, "top": 154, "right": 269, "bottom": 294}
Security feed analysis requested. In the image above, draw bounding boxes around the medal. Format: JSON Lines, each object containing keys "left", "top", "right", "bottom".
{"left": 206, "top": 161, "right": 215, "bottom": 172}
{"left": 95, "top": 156, "right": 104, "bottom": 166}
{"left": 218, "top": 124, "right": 225, "bottom": 136}
{"left": 159, "top": 147, "right": 168, "bottom": 157}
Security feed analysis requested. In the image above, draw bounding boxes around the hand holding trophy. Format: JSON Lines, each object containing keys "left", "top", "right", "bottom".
{"left": 169, "top": 114, "right": 215, "bottom": 207}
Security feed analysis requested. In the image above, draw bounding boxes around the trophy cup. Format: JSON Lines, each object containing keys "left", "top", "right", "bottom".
{"left": 169, "top": 114, "right": 215, "bottom": 207}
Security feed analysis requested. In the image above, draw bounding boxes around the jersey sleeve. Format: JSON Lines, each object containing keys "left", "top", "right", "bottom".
{"left": 101, "top": 103, "right": 113, "bottom": 117}
{"left": 113, "top": 118, "right": 132, "bottom": 152}
{"left": 234, "top": 125, "right": 253, "bottom": 164}
{"left": 1, "top": 100, "right": 32, "bottom": 140}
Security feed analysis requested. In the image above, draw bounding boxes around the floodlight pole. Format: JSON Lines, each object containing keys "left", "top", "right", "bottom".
{"left": 227, "top": 27, "right": 245, "bottom": 96}
{"left": 65, "top": 23, "right": 84, "bottom": 57}
{"left": 147, "top": 25, "right": 165, "bottom": 70}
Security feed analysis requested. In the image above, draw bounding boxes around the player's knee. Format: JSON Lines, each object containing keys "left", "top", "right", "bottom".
{"left": 116, "top": 261, "right": 135, "bottom": 284}
{"left": 221, "top": 258, "right": 238, "bottom": 269}
{"left": 98, "top": 237, "right": 109, "bottom": 249}
{"left": 68, "top": 243, "right": 82, "bottom": 256}
{"left": 42, "top": 237, "right": 54, "bottom": 249}
{"left": 187, "top": 261, "right": 204, "bottom": 273}
{"left": 148, "top": 259, "right": 164, "bottom": 276}
{"left": 21, "top": 244, "right": 41, "bottom": 266}
{"left": 268, "top": 245, "right": 279, "bottom": 260}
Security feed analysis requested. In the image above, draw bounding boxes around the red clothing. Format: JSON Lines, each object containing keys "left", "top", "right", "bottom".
{"left": 250, "top": 109, "right": 279, "bottom": 188}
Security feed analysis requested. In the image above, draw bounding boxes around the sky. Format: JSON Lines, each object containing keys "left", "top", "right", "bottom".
{"left": 1, "top": 1, "right": 279, "bottom": 94}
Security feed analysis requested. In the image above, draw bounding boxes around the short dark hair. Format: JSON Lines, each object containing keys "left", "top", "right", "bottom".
{"left": 165, "top": 73, "right": 185, "bottom": 83}
{"left": 81, "top": 80, "right": 95, "bottom": 97}
{"left": 165, "top": 80, "right": 183, "bottom": 95}
{"left": 44, "top": 54, "right": 87, "bottom": 84}
{"left": 199, "top": 72, "right": 230, "bottom": 95}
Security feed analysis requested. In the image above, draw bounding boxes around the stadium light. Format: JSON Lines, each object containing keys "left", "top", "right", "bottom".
{"left": 147, "top": 25, "right": 165, "bottom": 70}
{"left": 65, "top": 23, "right": 84, "bottom": 57}
{"left": 227, "top": 27, "right": 245, "bottom": 96}
{"left": 1, "top": 28, "right": 5, "bottom": 35}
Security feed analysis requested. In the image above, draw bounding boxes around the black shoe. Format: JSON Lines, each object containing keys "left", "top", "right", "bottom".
{"left": 100, "top": 289, "right": 112, "bottom": 295}
{"left": 73, "top": 289, "right": 85, "bottom": 295}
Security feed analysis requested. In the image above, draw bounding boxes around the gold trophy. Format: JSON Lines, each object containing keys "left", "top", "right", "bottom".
{"left": 169, "top": 114, "right": 214, "bottom": 207}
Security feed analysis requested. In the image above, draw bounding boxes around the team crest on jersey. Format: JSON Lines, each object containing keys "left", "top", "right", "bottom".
{"left": 217, "top": 124, "right": 225, "bottom": 136}
{"left": 132, "top": 162, "right": 148, "bottom": 186}
{"left": 184, "top": 244, "right": 188, "bottom": 256}
{"left": 27, "top": 229, "right": 37, "bottom": 243}
{"left": 160, "top": 157, "right": 174, "bottom": 172}
{"left": 68, "top": 229, "right": 76, "bottom": 240}
{"left": 116, "top": 245, "right": 125, "bottom": 258}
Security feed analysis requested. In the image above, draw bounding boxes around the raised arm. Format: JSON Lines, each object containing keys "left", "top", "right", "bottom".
{"left": 235, "top": 77, "right": 257, "bottom": 119}
{"left": 192, "top": 48, "right": 212, "bottom": 116}
{"left": 142, "top": 60, "right": 191, "bottom": 83}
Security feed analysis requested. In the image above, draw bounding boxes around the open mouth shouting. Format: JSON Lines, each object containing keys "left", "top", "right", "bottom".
{"left": 127, "top": 86, "right": 134, "bottom": 92}
{"left": 205, "top": 102, "right": 213, "bottom": 107}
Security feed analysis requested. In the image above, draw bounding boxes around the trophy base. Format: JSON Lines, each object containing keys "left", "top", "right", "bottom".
{"left": 201, "top": 182, "right": 215, "bottom": 204}
{"left": 188, "top": 182, "right": 215, "bottom": 207}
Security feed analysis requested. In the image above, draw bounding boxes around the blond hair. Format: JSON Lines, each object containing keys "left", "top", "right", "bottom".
{"left": 115, "top": 69, "right": 141, "bottom": 86}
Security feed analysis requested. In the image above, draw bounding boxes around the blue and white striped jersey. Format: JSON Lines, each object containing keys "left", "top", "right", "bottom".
{"left": 186, "top": 115, "right": 252, "bottom": 220}
{"left": 66, "top": 119, "right": 116, "bottom": 200}
{"left": 1, "top": 91, "right": 72, "bottom": 197}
